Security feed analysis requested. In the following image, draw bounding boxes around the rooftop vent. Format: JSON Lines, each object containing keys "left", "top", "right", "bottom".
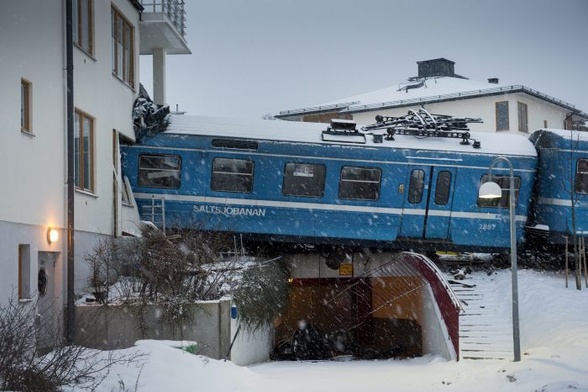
{"left": 488, "top": 78, "right": 499, "bottom": 84}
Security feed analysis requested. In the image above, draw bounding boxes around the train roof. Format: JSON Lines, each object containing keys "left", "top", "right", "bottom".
{"left": 530, "top": 128, "right": 588, "bottom": 149}
{"left": 163, "top": 114, "right": 537, "bottom": 157}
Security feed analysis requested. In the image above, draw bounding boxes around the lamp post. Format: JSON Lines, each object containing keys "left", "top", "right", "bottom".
{"left": 478, "top": 156, "right": 521, "bottom": 362}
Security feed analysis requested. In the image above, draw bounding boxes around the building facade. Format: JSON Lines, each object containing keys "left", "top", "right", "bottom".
{"left": 0, "top": 0, "right": 189, "bottom": 340}
{"left": 276, "top": 58, "right": 588, "bottom": 133}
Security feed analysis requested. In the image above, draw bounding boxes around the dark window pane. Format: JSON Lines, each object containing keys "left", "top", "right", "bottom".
{"left": 575, "top": 159, "right": 588, "bottom": 194}
{"left": 212, "top": 158, "right": 254, "bottom": 193}
{"left": 339, "top": 166, "right": 381, "bottom": 200}
{"left": 408, "top": 169, "right": 425, "bottom": 204}
{"left": 283, "top": 163, "right": 326, "bottom": 197}
{"left": 434, "top": 171, "right": 451, "bottom": 205}
{"left": 138, "top": 154, "right": 181, "bottom": 188}
{"left": 518, "top": 102, "right": 528, "bottom": 132}
{"left": 496, "top": 101, "right": 509, "bottom": 131}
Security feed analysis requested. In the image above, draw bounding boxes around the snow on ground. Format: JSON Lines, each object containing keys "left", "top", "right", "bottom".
{"left": 68, "top": 269, "right": 588, "bottom": 392}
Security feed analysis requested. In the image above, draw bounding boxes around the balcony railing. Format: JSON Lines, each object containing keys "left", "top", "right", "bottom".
{"left": 141, "top": 1, "right": 187, "bottom": 39}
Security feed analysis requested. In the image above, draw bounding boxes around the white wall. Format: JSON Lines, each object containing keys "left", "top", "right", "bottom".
{"left": 421, "top": 284, "right": 457, "bottom": 360}
{"left": 0, "top": 0, "right": 142, "bottom": 309}
{"left": 351, "top": 93, "right": 570, "bottom": 134}
{"left": 229, "top": 315, "right": 273, "bottom": 366}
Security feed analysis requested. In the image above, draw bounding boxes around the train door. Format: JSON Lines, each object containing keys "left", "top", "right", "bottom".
{"left": 398, "top": 166, "right": 456, "bottom": 240}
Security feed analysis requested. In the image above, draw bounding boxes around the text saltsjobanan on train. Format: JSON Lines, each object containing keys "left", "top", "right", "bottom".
{"left": 120, "top": 109, "right": 588, "bottom": 264}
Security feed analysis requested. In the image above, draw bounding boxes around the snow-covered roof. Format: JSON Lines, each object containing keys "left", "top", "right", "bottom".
{"left": 165, "top": 114, "right": 537, "bottom": 157}
{"left": 530, "top": 128, "right": 588, "bottom": 142}
{"left": 277, "top": 76, "right": 584, "bottom": 117}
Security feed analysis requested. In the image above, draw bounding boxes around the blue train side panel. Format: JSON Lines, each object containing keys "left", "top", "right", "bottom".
{"left": 528, "top": 129, "right": 588, "bottom": 246}
{"left": 121, "top": 115, "right": 538, "bottom": 253}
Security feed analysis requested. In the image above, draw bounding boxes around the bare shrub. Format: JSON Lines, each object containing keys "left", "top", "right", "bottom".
{"left": 84, "top": 224, "right": 241, "bottom": 336}
{"left": 233, "top": 257, "right": 290, "bottom": 332}
{"left": 0, "top": 295, "right": 143, "bottom": 392}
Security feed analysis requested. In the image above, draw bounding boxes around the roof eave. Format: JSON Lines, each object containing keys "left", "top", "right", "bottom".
{"left": 342, "top": 85, "right": 586, "bottom": 117}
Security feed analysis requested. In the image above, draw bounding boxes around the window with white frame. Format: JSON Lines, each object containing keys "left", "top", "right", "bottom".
{"left": 75, "top": 109, "right": 95, "bottom": 192}
{"left": 21, "top": 79, "right": 32, "bottom": 133}
{"left": 111, "top": 7, "right": 135, "bottom": 86}
{"left": 73, "top": 0, "right": 94, "bottom": 55}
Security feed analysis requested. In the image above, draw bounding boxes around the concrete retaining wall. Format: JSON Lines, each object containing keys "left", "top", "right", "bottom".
{"left": 75, "top": 300, "right": 273, "bottom": 365}
{"left": 76, "top": 300, "right": 231, "bottom": 360}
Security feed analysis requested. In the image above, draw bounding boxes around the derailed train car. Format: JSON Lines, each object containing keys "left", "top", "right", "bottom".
{"left": 526, "top": 129, "right": 588, "bottom": 254}
{"left": 121, "top": 112, "right": 538, "bottom": 254}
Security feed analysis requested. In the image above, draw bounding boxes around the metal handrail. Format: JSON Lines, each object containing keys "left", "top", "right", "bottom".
{"left": 141, "top": 0, "right": 187, "bottom": 39}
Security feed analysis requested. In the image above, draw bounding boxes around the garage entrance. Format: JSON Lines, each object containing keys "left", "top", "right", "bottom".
{"left": 273, "top": 252, "right": 460, "bottom": 361}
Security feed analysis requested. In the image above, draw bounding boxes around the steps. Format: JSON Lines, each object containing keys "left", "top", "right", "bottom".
{"left": 449, "top": 275, "right": 515, "bottom": 360}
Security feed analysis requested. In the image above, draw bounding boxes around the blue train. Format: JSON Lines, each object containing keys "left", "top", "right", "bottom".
{"left": 121, "top": 111, "right": 573, "bottom": 257}
{"left": 526, "top": 128, "right": 588, "bottom": 253}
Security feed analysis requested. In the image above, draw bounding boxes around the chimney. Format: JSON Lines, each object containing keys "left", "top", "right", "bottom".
{"left": 488, "top": 78, "right": 499, "bottom": 84}
{"left": 417, "top": 58, "right": 455, "bottom": 78}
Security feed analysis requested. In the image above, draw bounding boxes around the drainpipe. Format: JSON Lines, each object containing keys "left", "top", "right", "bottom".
{"left": 65, "top": 0, "right": 76, "bottom": 345}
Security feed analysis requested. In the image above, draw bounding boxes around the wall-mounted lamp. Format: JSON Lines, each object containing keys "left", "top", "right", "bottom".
{"left": 47, "top": 228, "right": 59, "bottom": 244}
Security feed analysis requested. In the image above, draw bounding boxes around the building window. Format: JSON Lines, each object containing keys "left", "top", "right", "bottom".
{"left": 21, "top": 79, "right": 32, "bottom": 133}
{"left": 112, "top": 7, "right": 135, "bottom": 86}
{"left": 518, "top": 102, "right": 528, "bottom": 132}
{"left": 73, "top": 0, "right": 93, "bottom": 55}
{"left": 495, "top": 101, "right": 509, "bottom": 131}
{"left": 283, "top": 163, "right": 326, "bottom": 198}
{"left": 74, "top": 109, "right": 95, "bottom": 192}
{"left": 18, "top": 244, "right": 31, "bottom": 300}
{"left": 211, "top": 158, "right": 254, "bottom": 193}
{"left": 477, "top": 175, "right": 521, "bottom": 208}
{"left": 575, "top": 159, "right": 588, "bottom": 194}
{"left": 138, "top": 154, "right": 182, "bottom": 189}
{"left": 338, "top": 166, "right": 381, "bottom": 200}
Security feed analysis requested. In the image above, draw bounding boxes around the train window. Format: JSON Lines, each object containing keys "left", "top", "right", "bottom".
{"left": 138, "top": 154, "right": 181, "bottom": 188}
{"left": 212, "top": 158, "right": 254, "bottom": 193}
{"left": 212, "top": 139, "right": 258, "bottom": 150}
{"left": 575, "top": 159, "right": 588, "bottom": 194}
{"left": 434, "top": 171, "right": 452, "bottom": 205}
{"left": 477, "top": 175, "right": 521, "bottom": 208}
{"left": 283, "top": 163, "right": 326, "bottom": 197}
{"left": 408, "top": 169, "right": 425, "bottom": 204}
{"left": 338, "top": 166, "right": 381, "bottom": 200}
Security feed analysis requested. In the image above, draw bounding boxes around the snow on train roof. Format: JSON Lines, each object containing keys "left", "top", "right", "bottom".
{"left": 531, "top": 128, "right": 588, "bottom": 142}
{"left": 166, "top": 114, "right": 537, "bottom": 157}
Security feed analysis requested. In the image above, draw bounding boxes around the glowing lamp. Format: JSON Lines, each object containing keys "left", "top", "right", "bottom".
{"left": 47, "top": 228, "right": 59, "bottom": 244}
{"left": 478, "top": 181, "right": 502, "bottom": 199}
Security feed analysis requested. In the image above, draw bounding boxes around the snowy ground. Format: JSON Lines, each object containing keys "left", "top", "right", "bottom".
{"left": 67, "top": 269, "right": 588, "bottom": 392}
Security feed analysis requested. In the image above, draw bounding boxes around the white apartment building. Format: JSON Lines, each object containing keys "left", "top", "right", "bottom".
{"left": 276, "top": 58, "right": 588, "bottom": 132}
{"left": 0, "top": 0, "right": 189, "bottom": 341}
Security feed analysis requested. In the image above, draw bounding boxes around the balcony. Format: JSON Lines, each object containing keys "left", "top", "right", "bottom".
{"left": 140, "top": 0, "right": 191, "bottom": 55}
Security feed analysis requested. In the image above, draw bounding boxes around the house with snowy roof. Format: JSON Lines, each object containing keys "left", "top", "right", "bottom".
{"left": 0, "top": 0, "right": 189, "bottom": 345}
{"left": 276, "top": 58, "right": 588, "bottom": 133}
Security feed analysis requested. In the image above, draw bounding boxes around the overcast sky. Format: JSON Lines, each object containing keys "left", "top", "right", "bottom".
{"left": 140, "top": 0, "right": 588, "bottom": 120}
